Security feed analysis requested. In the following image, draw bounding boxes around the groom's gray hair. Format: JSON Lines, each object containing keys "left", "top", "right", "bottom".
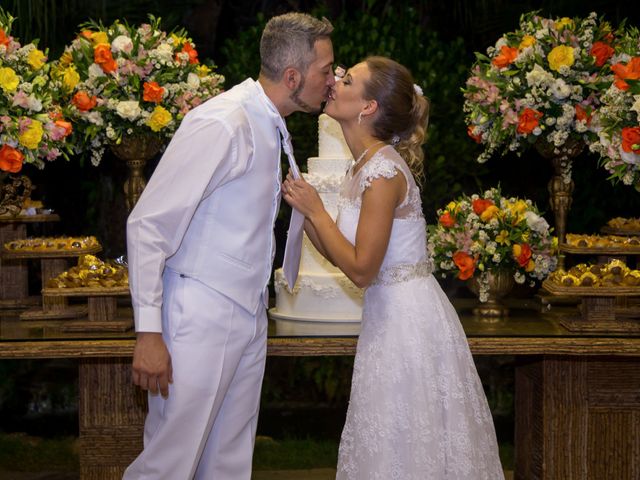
{"left": 260, "top": 13, "right": 333, "bottom": 81}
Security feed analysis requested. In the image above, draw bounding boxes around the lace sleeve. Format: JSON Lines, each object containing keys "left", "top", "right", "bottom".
{"left": 359, "top": 156, "right": 399, "bottom": 192}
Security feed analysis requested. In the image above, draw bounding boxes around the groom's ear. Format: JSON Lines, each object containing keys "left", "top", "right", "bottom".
{"left": 283, "top": 67, "right": 301, "bottom": 91}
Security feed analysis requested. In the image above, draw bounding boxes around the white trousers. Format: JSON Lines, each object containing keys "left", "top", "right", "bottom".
{"left": 123, "top": 268, "right": 268, "bottom": 480}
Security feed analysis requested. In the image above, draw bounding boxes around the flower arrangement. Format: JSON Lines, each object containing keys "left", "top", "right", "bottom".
{"left": 463, "top": 11, "right": 621, "bottom": 176}
{"left": 588, "top": 26, "right": 640, "bottom": 189}
{"left": 52, "top": 15, "right": 225, "bottom": 166}
{"left": 428, "top": 187, "right": 558, "bottom": 302}
{"left": 0, "top": 9, "right": 73, "bottom": 173}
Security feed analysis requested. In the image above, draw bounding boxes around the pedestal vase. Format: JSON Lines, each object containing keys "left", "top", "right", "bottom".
{"left": 467, "top": 270, "right": 515, "bottom": 319}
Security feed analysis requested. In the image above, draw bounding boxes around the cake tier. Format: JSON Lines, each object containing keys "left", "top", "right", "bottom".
{"left": 318, "top": 114, "right": 353, "bottom": 159}
{"left": 300, "top": 234, "right": 342, "bottom": 274}
{"left": 273, "top": 268, "right": 363, "bottom": 321}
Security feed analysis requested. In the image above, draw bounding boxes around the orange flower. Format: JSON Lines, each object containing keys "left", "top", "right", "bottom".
{"left": 143, "top": 81, "right": 165, "bottom": 103}
{"left": 0, "top": 145, "right": 24, "bottom": 173}
{"left": 472, "top": 198, "right": 494, "bottom": 215}
{"left": 516, "top": 108, "right": 542, "bottom": 134}
{"left": 467, "top": 125, "right": 482, "bottom": 143}
{"left": 590, "top": 41, "right": 614, "bottom": 67}
{"left": 621, "top": 127, "right": 640, "bottom": 154}
{"left": 480, "top": 205, "right": 500, "bottom": 222}
{"left": 439, "top": 211, "right": 455, "bottom": 228}
{"left": 512, "top": 243, "right": 532, "bottom": 267}
{"left": 179, "top": 42, "right": 199, "bottom": 64}
{"left": 575, "top": 104, "right": 592, "bottom": 125}
{"left": 492, "top": 45, "right": 518, "bottom": 69}
{"left": 0, "top": 28, "right": 9, "bottom": 48}
{"left": 80, "top": 30, "right": 93, "bottom": 40}
{"left": 611, "top": 57, "right": 640, "bottom": 91}
{"left": 94, "top": 44, "right": 117, "bottom": 73}
{"left": 453, "top": 251, "right": 476, "bottom": 280}
{"left": 72, "top": 91, "right": 98, "bottom": 111}
{"left": 54, "top": 120, "right": 73, "bottom": 138}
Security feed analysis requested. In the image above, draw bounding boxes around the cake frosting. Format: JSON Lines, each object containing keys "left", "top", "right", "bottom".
{"left": 271, "top": 114, "right": 363, "bottom": 334}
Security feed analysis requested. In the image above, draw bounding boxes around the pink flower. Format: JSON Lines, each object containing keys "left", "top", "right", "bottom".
{"left": 12, "top": 91, "right": 30, "bottom": 109}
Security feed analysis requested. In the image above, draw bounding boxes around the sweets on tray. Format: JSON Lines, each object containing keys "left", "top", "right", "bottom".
{"left": 606, "top": 217, "right": 640, "bottom": 232}
{"left": 46, "top": 255, "right": 128, "bottom": 289}
{"left": 547, "top": 259, "right": 640, "bottom": 287}
{"left": 565, "top": 233, "right": 640, "bottom": 248}
{"left": 4, "top": 236, "right": 100, "bottom": 252}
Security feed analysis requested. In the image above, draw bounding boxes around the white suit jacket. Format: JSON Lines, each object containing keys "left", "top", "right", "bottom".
{"left": 127, "top": 79, "right": 285, "bottom": 333}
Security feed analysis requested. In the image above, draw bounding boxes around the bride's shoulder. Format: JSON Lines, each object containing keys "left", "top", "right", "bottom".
{"left": 359, "top": 147, "right": 402, "bottom": 189}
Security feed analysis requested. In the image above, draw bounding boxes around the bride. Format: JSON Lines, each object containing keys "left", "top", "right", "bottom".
{"left": 283, "top": 56, "right": 504, "bottom": 479}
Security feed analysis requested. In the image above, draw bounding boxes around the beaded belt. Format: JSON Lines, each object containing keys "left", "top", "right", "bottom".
{"left": 371, "top": 260, "right": 433, "bottom": 286}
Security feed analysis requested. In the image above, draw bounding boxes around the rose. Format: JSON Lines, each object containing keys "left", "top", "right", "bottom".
{"left": 517, "top": 108, "right": 542, "bottom": 134}
{"left": 18, "top": 120, "right": 44, "bottom": 150}
{"left": 0, "top": 144, "right": 24, "bottom": 173}
{"left": 590, "top": 41, "right": 614, "bottom": 67}
{"left": 472, "top": 198, "right": 494, "bottom": 215}
{"left": 512, "top": 243, "right": 532, "bottom": 267}
{"left": 547, "top": 45, "right": 575, "bottom": 72}
{"left": 26, "top": 48, "right": 46, "bottom": 70}
{"left": 54, "top": 120, "right": 73, "bottom": 138}
{"left": 142, "top": 81, "right": 165, "bottom": 103}
{"left": 146, "top": 106, "right": 172, "bottom": 132}
{"left": 453, "top": 251, "right": 476, "bottom": 280}
{"left": 72, "top": 91, "right": 97, "bottom": 111}
{"left": 621, "top": 127, "right": 640, "bottom": 154}
{"left": 111, "top": 35, "right": 133, "bottom": 53}
{"left": 0, "top": 67, "right": 19, "bottom": 92}
{"left": 492, "top": 45, "right": 518, "bottom": 69}
{"left": 611, "top": 57, "right": 640, "bottom": 91}
{"left": 116, "top": 100, "right": 142, "bottom": 121}
{"left": 439, "top": 211, "right": 455, "bottom": 227}
{"left": 93, "top": 44, "right": 117, "bottom": 73}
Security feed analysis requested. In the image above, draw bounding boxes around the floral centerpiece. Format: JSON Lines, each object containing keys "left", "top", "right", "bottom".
{"left": 589, "top": 26, "right": 640, "bottom": 190}
{"left": 428, "top": 187, "right": 558, "bottom": 302}
{"left": 52, "top": 15, "right": 225, "bottom": 166}
{"left": 0, "top": 8, "right": 73, "bottom": 173}
{"left": 463, "top": 11, "right": 622, "bottom": 179}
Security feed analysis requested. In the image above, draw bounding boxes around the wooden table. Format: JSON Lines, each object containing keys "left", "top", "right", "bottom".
{"left": 1, "top": 301, "right": 639, "bottom": 480}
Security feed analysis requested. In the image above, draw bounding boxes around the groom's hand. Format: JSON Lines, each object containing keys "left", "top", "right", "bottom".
{"left": 132, "top": 332, "right": 173, "bottom": 398}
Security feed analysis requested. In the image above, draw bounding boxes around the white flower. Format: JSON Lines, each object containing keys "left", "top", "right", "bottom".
{"left": 549, "top": 78, "right": 571, "bottom": 99}
{"left": 524, "top": 210, "right": 549, "bottom": 233}
{"left": 116, "top": 100, "right": 141, "bottom": 121}
{"left": 152, "top": 43, "right": 174, "bottom": 63}
{"left": 526, "top": 64, "right": 554, "bottom": 88}
{"left": 631, "top": 95, "right": 640, "bottom": 116}
{"left": 111, "top": 35, "right": 134, "bottom": 53}
{"left": 187, "top": 72, "right": 200, "bottom": 89}
{"left": 88, "top": 63, "right": 106, "bottom": 80}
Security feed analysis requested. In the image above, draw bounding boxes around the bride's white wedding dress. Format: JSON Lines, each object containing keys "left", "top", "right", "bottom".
{"left": 335, "top": 146, "right": 504, "bottom": 480}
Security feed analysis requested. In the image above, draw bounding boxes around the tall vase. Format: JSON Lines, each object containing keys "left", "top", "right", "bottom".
{"left": 0, "top": 173, "right": 32, "bottom": 217}
{"left": 110, "top": 134, "right": 164, "bottom": 211}
{"left": 534, "top": 137, "right": 584, "bottom": 270}
{"left": 467, "top": 270, "right": 515, "bottom": 320}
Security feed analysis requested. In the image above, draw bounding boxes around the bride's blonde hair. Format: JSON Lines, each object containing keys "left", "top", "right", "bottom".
{"left": 362, "top": 56, "right": 430, "bottom": 185}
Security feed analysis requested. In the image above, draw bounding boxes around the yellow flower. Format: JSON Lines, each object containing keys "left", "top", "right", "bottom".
{"left": 555, "top": 17, "right": 574, "bottom": 30}
{"left": 521, "top": 232, "right": 530, "bottom": 242}
{"left": 0, "top": 67, "right": 20, "bottom": 92}
{"left": 90, "top": 31, "right": 109, "bottom": 45}
{"left": 519, "top": 35, "right": 536, "bottom": 49}
{"left": 525, "top": 259, "right": 536, "bottom": 273}
{"left": 480, "top": 205, "right": 500, "bottom": 222}
{"left": 147, "top": 106, "right": 172, "bottom": 132}
{"left": 62, "top": 67, "right": 80, "bottom": 92}
{"left": 27, "top": 48, "right": 46, "bottom": 70}
{"left": 551, "top": 236, "right": 558, "bottom": 252}
{"left": 548, "top": 45, "right": 575, "bottom": 72}
{"left": 19, "top": 120, "right": 44, "bottom": 150}
{"left": 170, "top": 33, "right": 186, "bottom": 46}
{"left": 496, "top": 230, "right": 511, "bottom": 245}
{"left": 59, "top": 51, "right": 73, "bottom": 67}
{"left": 196, "top": 64, "right": 211, "bottom": 77}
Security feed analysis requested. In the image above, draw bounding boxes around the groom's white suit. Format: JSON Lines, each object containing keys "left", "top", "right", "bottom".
{"left": 124, "top": 78, "right": 290, "bottom": 479}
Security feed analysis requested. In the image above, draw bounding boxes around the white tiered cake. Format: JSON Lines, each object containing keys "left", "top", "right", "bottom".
{"left": 271, "top": 114, "right": 363, "bottom": 335}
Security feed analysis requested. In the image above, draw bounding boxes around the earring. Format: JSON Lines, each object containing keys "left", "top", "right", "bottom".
{"left": 358, "top": 112, "right": 363, "bottom": 125}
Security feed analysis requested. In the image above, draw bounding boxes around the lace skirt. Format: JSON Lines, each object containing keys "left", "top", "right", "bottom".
{"left": 336, "top": 274, "right": 504, "bottom": 480}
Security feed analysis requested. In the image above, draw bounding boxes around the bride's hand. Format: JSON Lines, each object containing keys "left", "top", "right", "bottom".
{"left": 283, "top": 172, "right": 325, "bottom": 219}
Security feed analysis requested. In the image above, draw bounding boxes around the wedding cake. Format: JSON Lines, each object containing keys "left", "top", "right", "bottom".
{"left": 271, "top": 114, "right": 363, "bottom": 335}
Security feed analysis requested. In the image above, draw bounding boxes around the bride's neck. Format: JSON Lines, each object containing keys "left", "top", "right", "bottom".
{"left": 341, "top": 123, "right": 379, "bottom": 162}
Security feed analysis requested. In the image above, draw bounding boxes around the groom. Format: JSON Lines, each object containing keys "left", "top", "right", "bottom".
{"left": 124, "top": 13, "right": 335, "bottom": 479}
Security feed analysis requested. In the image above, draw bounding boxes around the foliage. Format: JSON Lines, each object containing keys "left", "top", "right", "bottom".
{"left": 51, "top": 15, "right": 224, "bottom": 166}
{"left": 428, "top": 186, "right": 557, "bottom": 301}
{"left": 463, "top": 11, "right": 622, "bottom": 174}
{"left": 0, "top": 8, "right": 73, "bottom": 173}
{"left": 220, "top": 5, "right": 485, "bottom": 219}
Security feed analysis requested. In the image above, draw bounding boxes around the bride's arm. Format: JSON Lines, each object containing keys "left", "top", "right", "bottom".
{"left": 284, "top": 173, "right": 404, "bottom": 288}
{"left": 303, "top": 218, "right": 336, "bottom": 264}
